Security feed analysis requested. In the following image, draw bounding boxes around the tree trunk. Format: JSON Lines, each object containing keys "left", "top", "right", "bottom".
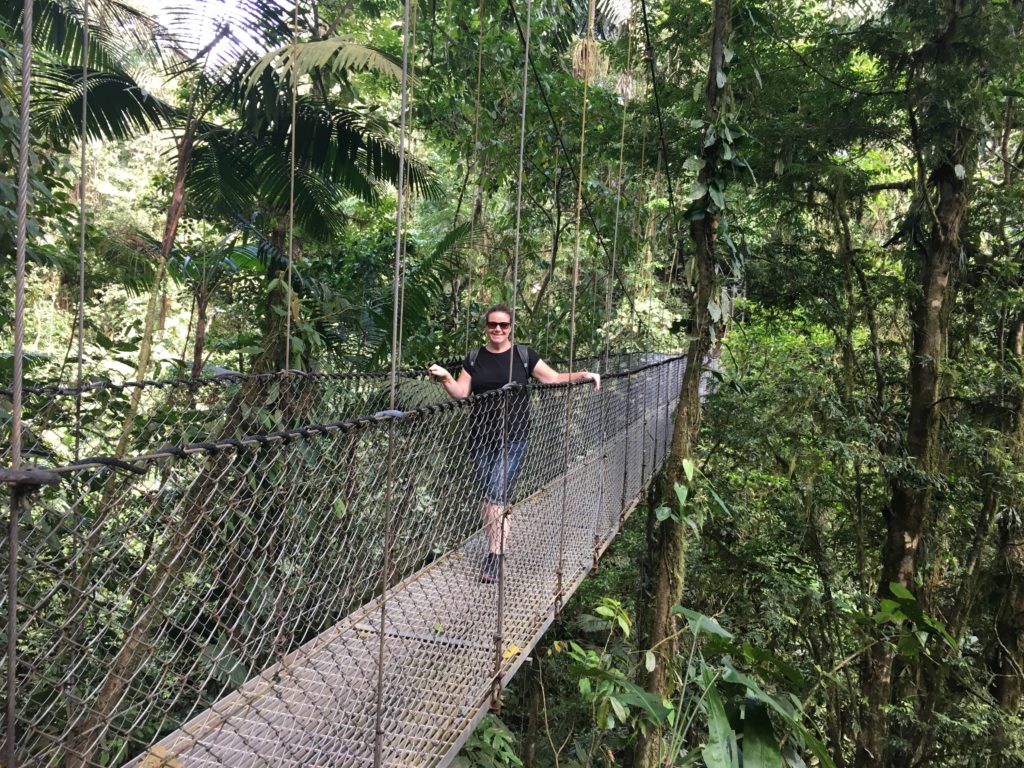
{"left": 993, "top": 313, "right": 1024, "bottom": 718}
{"left": 856, "top": 132, "right": 968, "bottom": 767}
{"left": 113, "top": 126, "right": 195, "bottom": 457}
{"left": 631, "top": 1, "right": 730, "bottom": 765}
{"left": 190, "top": 286, "right": 209, "bottom": 381}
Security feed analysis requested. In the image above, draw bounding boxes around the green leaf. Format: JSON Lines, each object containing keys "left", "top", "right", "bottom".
{"left": 683, "top": 458, "right": 696, "bottom": 483}
{"left": 702, "top": 684, "right": 739, "bottom": 768}
{"left": 609, "top": 696, "right": 627, "bottom": 724}
{"left": 743, "top": 699, "right": 783, "bottom": 768}
{"left": 716, "top": 69, "right": 727, "bottom": 89}
{"left": 645, "top": 650, "right": 656, "bottom": 672}
{"left": 675, "top": 482, "right": 689, "bottom": 508}
{"left": 721, "top": 661, "right": 834, "bottom": 768}
{"left": 706, "top": 485, "right": 733, "bottom": 518}
{"left": 676, "top": 607, "right": 734, "bottom": 639}
{"left": 687, "top": 181, "right": 709, "bottom": 201}
{"left": 683, "top": 156, "right": 706, "bottom": 172}
{"left": 889, "top": 582, "right": 914, "bottom": 601}
{"left": 332, "top": 498, "right": 346, "bottom": 518}
{"left": 655, "top": 505, "right": 674, "bottom": 522}
{"left": 710, "top": 185, "right": 727, "bottom": 211}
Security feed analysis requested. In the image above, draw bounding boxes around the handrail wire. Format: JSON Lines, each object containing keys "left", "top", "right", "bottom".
{"left": 494, "top": 0, "right": 535, "bottom": 709}
{"left": 7, "top": 0, "right": 34, "bottom": 760}
{"left": 556, "top": 0, "right": 597, "bottom": 612}
{"left": 374, "top": 0, "right": 413, "bottom": 757}
{"left": 284, "top": 0, "right": 299, "bottom": 370}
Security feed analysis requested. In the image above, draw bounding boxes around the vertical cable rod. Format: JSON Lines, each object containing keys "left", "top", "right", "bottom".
{"left": 555, "top": 0, "right": 597, "bottom": 611}
{"left": 604, "top": 16, "right": 632, "bottom": 369}
{"left": 374, "top": 0, "right": 412, "bottom": 757}
{"left": 284, "top": 0, "right": 300, "bottom": 371}
{"left": 8, "top": 0, "right": 34, "bottom": 760}
{"left": 465, "top": 0, "right": 487, "bottom": 356}
{"left": 74, "top": 0, "right": 90, "bottom": 462}
{"left": 493, "top": 0, "right": 534, "bottom": 707}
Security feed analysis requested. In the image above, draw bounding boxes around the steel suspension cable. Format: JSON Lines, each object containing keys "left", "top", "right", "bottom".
{"left": 464, "top": 0, "right": 487, "bottom": 356}
{"left": 605, "top": 11, "right": 634, "bottom": 368}
{"left": 501, "top": 0, "right": 610, "bottom": 271}
{"left": 375, "top": 0, "right": 412, "bottom": 757}
{"left": 74, "top": 0, "right": 90, "bottom": 462}
{"left": 502, "top": 0, "right": 649, "bottom": 343}
{"left": 638, "top": 0, "right": 674, "bottom": 209}
{"left": 284, "top": 0, "right": 300, "bottom": 371}
{"left": 491, "top": 0, "right": 534, "bottom": 710}
{"left": 397, "top": 0, "right": 419, "bottom": 375}
{"left": 7, "top": 0, "right": 34, "bottom": 759}
{"left": 555, "top": 0, "right": 597, "bottom": 610}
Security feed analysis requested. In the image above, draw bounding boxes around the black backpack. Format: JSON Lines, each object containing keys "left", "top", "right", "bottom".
{"left": 466, "top": 344, "right": 532, "bottom": 378}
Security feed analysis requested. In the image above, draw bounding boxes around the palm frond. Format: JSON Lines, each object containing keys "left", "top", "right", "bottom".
{"left": 244, "top": 38, "right": 402, "bottom": 95}
{"left": 161, "top": 0, "right": 295, "bottom": 76}
{"left": 33, "top": 64, "right": 171, "bottom": 143}
{"left": 4, "top": 0, "right": 181, "bottom": 71}
{"left": 93, "top": 229, "right": 161, "bottom": 297}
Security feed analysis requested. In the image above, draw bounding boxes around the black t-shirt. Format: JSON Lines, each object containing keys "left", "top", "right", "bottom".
{"left": 463, "top": 345, "right": 541, "bottom": 445}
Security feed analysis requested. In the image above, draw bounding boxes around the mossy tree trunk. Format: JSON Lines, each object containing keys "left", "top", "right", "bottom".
{"left": 631, "top": 0, "right": 730, "bottom": 764}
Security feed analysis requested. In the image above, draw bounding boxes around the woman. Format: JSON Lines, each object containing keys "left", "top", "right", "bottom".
{"left": 428, "top": 305, "right": 600, "bottom": 583}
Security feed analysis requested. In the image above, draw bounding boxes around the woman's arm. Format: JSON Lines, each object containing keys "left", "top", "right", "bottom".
{"left": 531, "top": 359, "right": 601, "bottom": 390}
{"left": 428, "top": 364, "right": 473, "bottom": 398}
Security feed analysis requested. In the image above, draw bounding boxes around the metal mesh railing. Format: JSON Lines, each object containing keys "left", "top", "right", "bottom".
{"left": 0, "top": 352, "right": 665, "bottom": 467}
{"left": 2, "top": 354, "right": 685, "bottom": 768}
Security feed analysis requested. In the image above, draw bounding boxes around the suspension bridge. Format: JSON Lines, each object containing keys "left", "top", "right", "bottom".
{"left": 2, "top": 354, "right": 684, "bottom": 767}
{"left": 2, "top": 0, "right": 691, "bottom": 759}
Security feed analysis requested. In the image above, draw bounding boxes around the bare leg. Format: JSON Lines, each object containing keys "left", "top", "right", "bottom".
{"left": 482, "top": 501, "right": 511, "bottom": 555}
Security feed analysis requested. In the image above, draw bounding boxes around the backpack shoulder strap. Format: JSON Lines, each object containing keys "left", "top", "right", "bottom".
{"left": 467, "top": 346, "right": 481, "bottom": 373}
{"left": 515, "top": 343, "right": 531, "bottom": 374}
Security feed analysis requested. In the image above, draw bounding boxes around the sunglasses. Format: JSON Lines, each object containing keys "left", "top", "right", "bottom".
{"left": 486, "top": 321, "right": 511, "bottom": 330}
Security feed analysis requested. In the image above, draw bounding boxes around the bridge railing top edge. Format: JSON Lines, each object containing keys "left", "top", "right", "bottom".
{"left": 39, "top": 354, "right": 686, "bottom": 479}
{"left": 0, "top": 351, "right": 679, "bottom": 400}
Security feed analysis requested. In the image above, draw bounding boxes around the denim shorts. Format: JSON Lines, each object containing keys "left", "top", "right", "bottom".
{"left": 472, "top": 440, "right": 527, "bottom": 505}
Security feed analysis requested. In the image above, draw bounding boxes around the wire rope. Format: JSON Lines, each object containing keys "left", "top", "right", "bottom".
{"left": 375, "top": 0, "right": 413, "bottom": 757}
{"left": 8, "top": 0, "right": 34, "bottom": 759}
{"left": 502, "top": 0, "right": 647, "bottom": 339}
{"left": 74, "top": 0, "right": 90, "bottom": 462}
{"left": 464, "top": 0, "right": 487, "bottom": 356}
{"left": 605, "top": 11, "right": 633, "bottom": 368}
{"left": 554, "top": 0, "right": 597, "bottom": 611}
{"left": 284, "top": 0, "right": 300, "bottom": 371}
{"left": 490, "top": 0, "right": 535, "bottom": 710}
{"left": 638, "top": 0, "right": 674, "bottom": 208}
{"left": 397, "top": 0, "right": 419, "bottom": 374}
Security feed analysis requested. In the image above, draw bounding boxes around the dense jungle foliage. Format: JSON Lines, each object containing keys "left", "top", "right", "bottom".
{"left": 2, "top": 0, "right": 1023, "bottom": 765}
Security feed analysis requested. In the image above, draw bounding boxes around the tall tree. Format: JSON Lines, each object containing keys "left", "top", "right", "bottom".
{"left": 632, "top": 0, "right": 731, "bottom": 763}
